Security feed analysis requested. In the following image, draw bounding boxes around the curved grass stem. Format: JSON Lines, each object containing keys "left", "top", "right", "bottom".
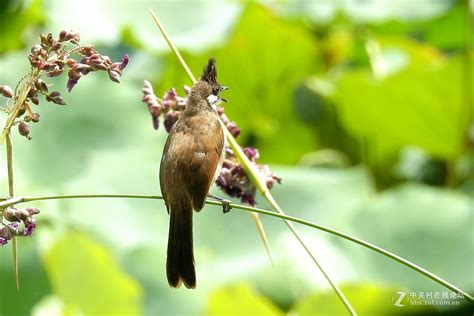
{"left": 1, "top": 192, "right": 472, "bottom": 301}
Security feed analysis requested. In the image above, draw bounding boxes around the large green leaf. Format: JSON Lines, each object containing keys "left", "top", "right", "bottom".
{"left": 0, "top": 0, "right": 45, "bottom": 53}
{"left": 334, "top": 50, "right": 470, "bottom": 162}
{"left": 44, "top": 232, "right": 143, "bottom": 315}
{"left": 0, "top": 239, "right": 51, "bottom": 316}
{"left": 208, "top": 283, "right": 283, "bottom": 316}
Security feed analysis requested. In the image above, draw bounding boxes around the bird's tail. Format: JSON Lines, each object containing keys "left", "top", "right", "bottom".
{"left": 167, "top": 198, "right": 196, "bottom": 289}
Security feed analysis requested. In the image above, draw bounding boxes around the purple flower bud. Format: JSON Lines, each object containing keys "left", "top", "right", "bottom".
{"left": 66, "top": 58, "right": 77, "bottom": 67}
{"left": 243, "top": 147, "right": 259, "bottom": 161}
{"left": 164, "top": 110, "right": 181, "bottom": 132}
{"left": 23, "top": 220, "right": 36, "bottom": 236}
{"left": 0, "top": 237, "right": 8, "bottom": 246}
{"left": 18, "top": 121, "right": 31, "bottom": 139}
{"left": 59, "top": 30, "right": 68, "bottom": 41}
{"left": 4, "top": 208, "right": 20, "bottom": 222}
{"left": 31, "top": 44, "right": 42, "bottom": 54}
{"left": 68, "top": 68, "right": 82, "bottom": 81}
{"left": 31, "top": 96, "right": 39, "bottom": 105}
{"left": 226, "top": 122, "right": 240, "bottom": 137}
{"left": 108, "top": 70, "right": 120, "bottom": 83}
{"left": 0, "top": 85, "right": 14, "bottom": 98}
{"left": 30, "top": 113, "right": 40, "bottom": 123}
{"left": 216, "top": 175, "right": 227, "bottom": 188}
{"left": 51, "top": 41, "right": 61, "bottom": 51}
{"left": 74, "top": 63, "right": 91, "bottom": 73}
{"left": 241, "top": 192, "right": 256, "bottom": 206}
{"left": 118, "top": 54, "right": 129, "bottom": 70}
{"left": 46, "top": 91, "right": 66, "bottom": 105}
{"left": 26, "top": 207, "right": 40, "bottom": 216}
{"left": 34, "top": 79, "right": 48, "bottom": 93}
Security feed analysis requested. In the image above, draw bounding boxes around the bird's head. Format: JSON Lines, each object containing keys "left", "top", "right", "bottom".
{"left": 190, "top": 57, "right": 228, "bottom": 110}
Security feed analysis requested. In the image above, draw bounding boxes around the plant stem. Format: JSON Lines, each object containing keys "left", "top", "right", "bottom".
{"left": 2, "top": 192, "right": 472, "bottom": 301}
{"left": 149, "top": 8, "right": 355, "bottom": 314}
{"left": 0, "top": 72, "right": 38, "bottom": 145}
{"left": 5, "top": 131, "right": 19, "bottom": 290}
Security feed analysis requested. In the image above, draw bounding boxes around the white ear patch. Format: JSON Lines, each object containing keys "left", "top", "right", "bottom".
{"left": 207, "top": 94, "right": 220, "bottom": 110}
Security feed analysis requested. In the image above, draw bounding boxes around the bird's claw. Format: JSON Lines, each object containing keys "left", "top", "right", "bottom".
{"left": 222, "top": 199, "right": 232, "bottom": 214}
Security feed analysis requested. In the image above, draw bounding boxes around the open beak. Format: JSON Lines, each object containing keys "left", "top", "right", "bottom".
{"left": 219, "top": 86, "right": 229, "bottom": 103}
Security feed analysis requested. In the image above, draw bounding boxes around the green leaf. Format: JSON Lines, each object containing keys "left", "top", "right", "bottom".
{"left": 334, "top": 51, "right": 470, "bottom": 161}
{"left": 208, "top": 283, "right": 283, "bottom": 316}
{"left": 0, "top": 0, "right": 45, "bottom": 53}
{"left": 44, "top": 232, "right": 143, "bottom": 315}
{"left": 0, "top": 239, "right": 51, "bottom": 316}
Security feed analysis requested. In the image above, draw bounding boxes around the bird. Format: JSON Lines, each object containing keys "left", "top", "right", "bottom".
{"left": 159, "top": 57, "right": 229, "bottom": 289}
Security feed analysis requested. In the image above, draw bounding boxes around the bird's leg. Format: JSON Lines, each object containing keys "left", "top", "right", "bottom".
{"left": 208, "top": 194, "right": 232, "bottom": 213}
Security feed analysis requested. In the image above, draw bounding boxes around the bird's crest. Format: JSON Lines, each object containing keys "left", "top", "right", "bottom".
{"left": 200, "top": 57, "right": 217, "bottom": 84}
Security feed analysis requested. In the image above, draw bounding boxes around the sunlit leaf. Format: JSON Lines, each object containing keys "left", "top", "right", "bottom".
{"left": 44, "top": 232, "right": 143, "bottom": 315}
{"left": 208, "top": 283, "right": 283, "bottom": 316}
{"left": 334, "top": 51, "right": 470, "bottom": 161}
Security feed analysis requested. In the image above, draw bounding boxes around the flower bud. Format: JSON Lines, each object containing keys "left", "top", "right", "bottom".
{"left": 0, "top": 85, "right": 13, "bottom": 98}
{"left": 16, "top": 105, "right": 26, "bottom": 117}
{"left": 30, "top": 113, "right": 40, "bottom": 123}
{"left": 226, "top": 122, "right": 240, "bottom": 137}
{"left": 30, "top": 44, "right": 42, "bottom": 55}
{"left": 31, "top": 96, "right": 40, "bottom": 105}
{"left": 51, "top": 41, "right": 61, "bottom": 51}
{"left": 46, "top": 91, "right": 66, "bottom": 105}
{"left": 164, "top": 110, "right": 181, "bottom": 132}
{"left": 108, "top": 70, "right": 121, "bottom": 83}
{"left": 34, "top": 79, "right": 49, "bottom": 93}
{"left": 66, "top": 58, "right": 77, "bottom": 67}
{"left": 18, "top": 121, "right": 31, "bottom": 139}
{"left": 3, "top": 208, "right": 20, "bottom": 222}
{"left": 59, "top": 30, "right": 68, "bottom": 41}
{"left": 26, "top": 207, "right": 40, "bottom": 216}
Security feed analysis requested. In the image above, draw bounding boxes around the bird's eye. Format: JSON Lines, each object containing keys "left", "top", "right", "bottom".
{"left": 212, "top": 87, "right": 219, "bottom": 96}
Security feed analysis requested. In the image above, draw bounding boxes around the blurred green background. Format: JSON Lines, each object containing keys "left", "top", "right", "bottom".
{"left": 0, "top": 0, "right": 473, "bottom": 315}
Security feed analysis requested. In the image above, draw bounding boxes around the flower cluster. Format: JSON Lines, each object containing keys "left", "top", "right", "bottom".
{"left": 0, "top": 30, "right": 129, "bottom": 140}
{"left": 0, "top": 206, "right": 40, "bottom": 246}
{"left": 141, "top": 82, "right": 280, "bottom": 206}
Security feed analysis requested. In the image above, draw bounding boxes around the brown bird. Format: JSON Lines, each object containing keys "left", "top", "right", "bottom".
{"left": 159, "top": 57, "right": 229, "bottom": 289}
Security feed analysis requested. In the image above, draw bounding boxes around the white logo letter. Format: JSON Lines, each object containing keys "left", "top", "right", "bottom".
{"left": 394, "top": 291, "right": 407, "bottom": 307}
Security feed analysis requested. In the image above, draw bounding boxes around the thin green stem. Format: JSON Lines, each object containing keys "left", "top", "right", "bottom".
{"left": 2, "top": 192, "right": 472, "bottom": 301}
{"left": 5, "top": 131, "right": 19, "bottom": 290}
{"left": 264, "top": 191, "right": 356, "bottom": 315}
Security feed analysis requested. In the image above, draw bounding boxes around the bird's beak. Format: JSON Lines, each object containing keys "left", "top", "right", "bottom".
{"left": 220, "top": 86, "right": 229, "bottom": 92}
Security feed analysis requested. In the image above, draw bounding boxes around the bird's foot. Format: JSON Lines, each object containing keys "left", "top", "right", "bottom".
{"left": 208, "top": 194, "right": 232, "bottom": 214}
